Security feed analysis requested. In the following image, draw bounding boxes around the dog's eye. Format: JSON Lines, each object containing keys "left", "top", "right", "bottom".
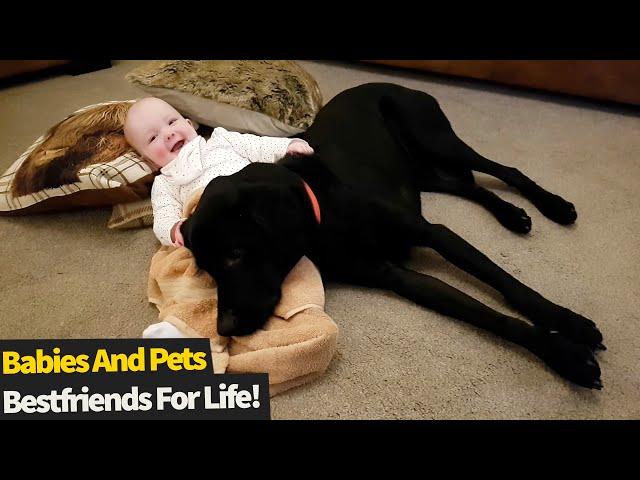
{"left": 223, "top": 248, "right": 244, "bottom": 268}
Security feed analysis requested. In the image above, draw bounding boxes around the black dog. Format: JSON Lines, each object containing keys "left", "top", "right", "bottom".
{"left": 181, "top": 83, "right": 605, "bottom": 389}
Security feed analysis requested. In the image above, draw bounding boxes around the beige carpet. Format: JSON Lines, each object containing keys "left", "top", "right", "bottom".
{"left": 1, "top": 60, "right": 639, "bottom": 419}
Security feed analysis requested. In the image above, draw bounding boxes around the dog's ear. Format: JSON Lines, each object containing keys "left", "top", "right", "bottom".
{"left": 252, "top": 182, "right": 315, "bottom": 249}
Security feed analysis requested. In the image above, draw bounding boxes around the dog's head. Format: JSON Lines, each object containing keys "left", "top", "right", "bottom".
{"left": 181, "top": 162, "right": 318, "bottom": 337}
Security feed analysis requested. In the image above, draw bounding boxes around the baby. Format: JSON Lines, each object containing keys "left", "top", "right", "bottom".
{"left": 123, "top": 97, "right": 314, "bottom": 247}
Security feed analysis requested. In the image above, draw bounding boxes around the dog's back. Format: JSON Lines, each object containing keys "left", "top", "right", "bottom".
{"left": 299, "top": 85, "right": 420, "bottom": 206}
{"left": 298, "top": 83, "right": 458, "bottom": 214}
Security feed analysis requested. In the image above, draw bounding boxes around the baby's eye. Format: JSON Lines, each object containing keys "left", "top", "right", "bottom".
{"left": 169, "top": 119, "right": 177, "bottom": 125}
{"left": 148, "top": 135, "right": 156, "bottom": 143}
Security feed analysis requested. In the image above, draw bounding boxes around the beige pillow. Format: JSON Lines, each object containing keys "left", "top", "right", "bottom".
{"left": 0, "top": 101, "right": 154, "bottom": 216}
{"left": 107, "top": 198, "right": 154, "bottom": 229}
{"left": 125, "top": 60, "right": 323, "bottom": 137}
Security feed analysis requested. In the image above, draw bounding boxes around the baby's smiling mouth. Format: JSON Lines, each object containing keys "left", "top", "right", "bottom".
{"left": 171, "top": 140, "right": 185, "bottom": 153}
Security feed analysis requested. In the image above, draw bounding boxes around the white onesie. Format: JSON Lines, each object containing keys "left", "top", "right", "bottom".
{"left": 151, "top": 127, "right": 303, "bottom": 246}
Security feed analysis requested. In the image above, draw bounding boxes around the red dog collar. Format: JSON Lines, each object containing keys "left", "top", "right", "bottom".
{"left": 302, "top": 181, "right": 321, "bottom": 225}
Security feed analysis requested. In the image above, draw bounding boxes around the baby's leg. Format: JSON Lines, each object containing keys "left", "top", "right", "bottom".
{"left": 142, "top": 321, "right": 190, "bottom": 338}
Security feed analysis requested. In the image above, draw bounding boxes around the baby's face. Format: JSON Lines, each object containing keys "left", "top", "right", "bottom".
{"left": 124, "top": 97, "right": 198, "bottom": 168}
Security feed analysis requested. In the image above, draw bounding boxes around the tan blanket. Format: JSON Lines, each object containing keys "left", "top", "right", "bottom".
{"left": 147, "top": 190, "right": 339, "bottom": 396}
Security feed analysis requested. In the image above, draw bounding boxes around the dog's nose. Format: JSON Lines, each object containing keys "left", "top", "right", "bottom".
{"left": 217, "top": 309, "right": 238, "bottom": 337}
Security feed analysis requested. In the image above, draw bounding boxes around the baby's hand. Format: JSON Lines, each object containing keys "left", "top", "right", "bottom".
{"left": 287, "top": 140, "right": 314, "bottom": 156}
{"left": 171, "top": 220, "right": 185, "bottom": 247}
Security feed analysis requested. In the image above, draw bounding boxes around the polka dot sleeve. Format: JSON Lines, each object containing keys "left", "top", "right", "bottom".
{"left": 216, "top": 128, "right": 295, "bottom": 164}
{"left": 151, "top": 176, "right": 183, "bottom": 246}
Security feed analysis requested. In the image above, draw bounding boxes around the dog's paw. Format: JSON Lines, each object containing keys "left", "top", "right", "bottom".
{"left": 553, "top": 307, "right": 606, "bottom": 351}
{"left": 536, "top": 331, "right": 603, "bottom": 389}
{"left": 497, "top": 205, "right": 532, "bottom": 234}
{"left": 535, "top": 193, "right": 577, "bottom": 225}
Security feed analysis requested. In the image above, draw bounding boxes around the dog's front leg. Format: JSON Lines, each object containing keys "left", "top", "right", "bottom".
{"left": 374, "top": 263, "right": 602, "bottom": 389}
{"left": 408, "top": 221, "right": 605, "bottom": 351}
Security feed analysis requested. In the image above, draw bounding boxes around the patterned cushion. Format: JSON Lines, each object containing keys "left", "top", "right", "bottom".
{"left": 107, "top": 198, "right": 154, "bottom": 229}
{"left": 0, "top": 101, "right": 155, "bottom": 216}
{"left": 125, "top": 60, "right": 323, "bottom": 137}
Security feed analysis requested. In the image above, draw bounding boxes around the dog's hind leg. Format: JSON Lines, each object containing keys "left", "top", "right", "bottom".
{"left": 436, "top": 136, "right": 577, "bottom": 225}
{"left": 371, "top": 262, "right": 602, "bottom": 389}
{"left": 380, "top": 92, "right": 578, "bottom": 226}
{"left": 431, "top": 174, "right": 532, "bottom": 234}
{"left": 404, "top": 220, "right": 605, "bottom": 351}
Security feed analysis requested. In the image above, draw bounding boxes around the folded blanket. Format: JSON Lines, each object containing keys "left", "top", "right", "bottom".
{"left": 147, "top": 189, "right": 339, "bottom": 396}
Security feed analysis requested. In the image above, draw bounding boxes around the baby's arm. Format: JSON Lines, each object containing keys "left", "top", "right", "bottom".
{"left": 215, "top": 127, "right": 312, "bottom": 163}
{"left": 151, "top": 178, "right": 184, "bottom": 247}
